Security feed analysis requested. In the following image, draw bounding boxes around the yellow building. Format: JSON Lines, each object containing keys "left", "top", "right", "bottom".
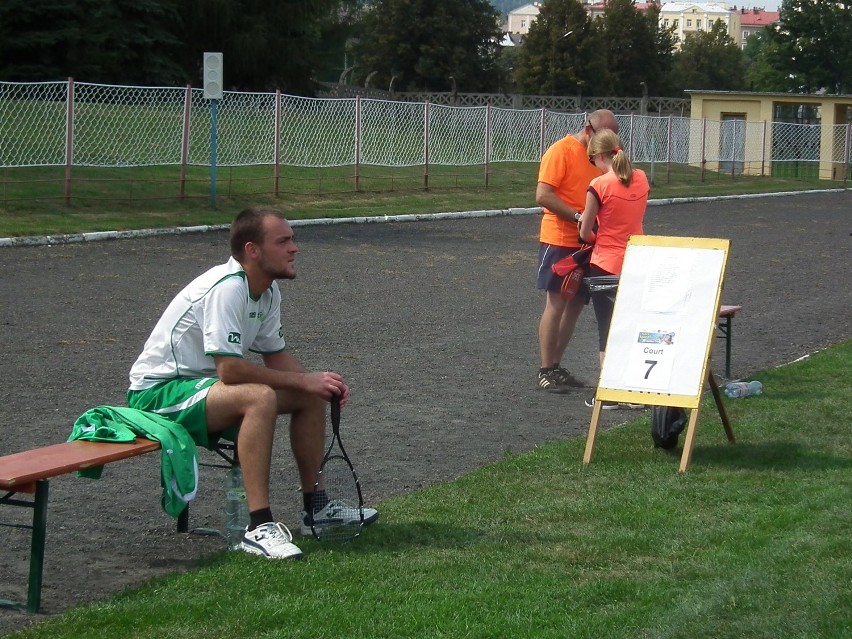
{"left": 507, "top": 3, "right": 541, "bottom": 35}
{"left": 659, "top": 2, "right": 741, "bottom": 49}
{"left": 688, "top": 90, "right": 852, "bottom": 180}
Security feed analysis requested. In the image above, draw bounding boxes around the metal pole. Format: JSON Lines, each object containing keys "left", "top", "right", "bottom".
{"left": 355, "top": 96, "right": 361, "bottom": 192}
{"left": 628, "top": 113, "right": 635, "bottom": 158}
{"left": 179, "top": 84, "right": 191, "bottom": 200}
{"left": 424, "top": 100, "right": 430, "bottom": 190}
{"left": 666, "top": 114, "right": 673, "bottom": 183}
{"left": 64, "top": 78, "right": 74, "bottom": 206}
{"left": 484, "top": 104, "right": 491, "bottom": 188}
{"left": 210, "top": 99, "right": 218, "bottom": 207}
{"left": 274, "top": 90, "right": 281, "bottom": 197}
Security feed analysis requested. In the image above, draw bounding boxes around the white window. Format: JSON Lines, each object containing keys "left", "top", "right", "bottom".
{"left": 687, "top": 19, "right": 692, "bottom": 27}
{"left": 673, "top": 19, "right": 679, "bottom": 27}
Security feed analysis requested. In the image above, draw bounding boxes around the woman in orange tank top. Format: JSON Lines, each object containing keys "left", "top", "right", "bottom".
{"left": 578, "top": 130, "right": 650, "bottom": 409}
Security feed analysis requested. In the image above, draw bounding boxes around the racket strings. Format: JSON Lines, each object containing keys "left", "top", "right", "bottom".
{"left": 313, "top": 454, "right": 363, "bottom": 543}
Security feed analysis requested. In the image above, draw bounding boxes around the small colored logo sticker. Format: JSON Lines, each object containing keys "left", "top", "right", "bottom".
{"left": 637, "top": 331, "right": 675, "bottom": 345}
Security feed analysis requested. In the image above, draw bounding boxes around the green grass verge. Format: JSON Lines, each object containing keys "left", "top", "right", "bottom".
{"left": 11, "top": 340, "right": 851, "bottom": 639}
{"left": 1, "top": 163, "right": 847, "bottom": 238}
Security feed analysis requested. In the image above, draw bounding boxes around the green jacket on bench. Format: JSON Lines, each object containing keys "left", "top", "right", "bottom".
{"left": 69, "top": 406, "right": 199, "bottom": 518}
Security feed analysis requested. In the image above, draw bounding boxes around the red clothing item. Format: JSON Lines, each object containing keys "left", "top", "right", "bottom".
{"left": 588, "top": 169, "right": 649, "bottom": 274}
{"left": 537, "top": 135, "right": 602, "bottom": 248}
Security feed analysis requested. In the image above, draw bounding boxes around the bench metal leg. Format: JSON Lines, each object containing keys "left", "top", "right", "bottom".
{"left": 180, "top": 442, "right": 237, "bottom": 540}
{"left": 0, "top": 480, "right": 49, "bottom": 613}
{"left": 722, "top": 315, "right": 733, "bottom": 378}
{"left": 177, "top": 505, "right": 189, "bottom": 533}
{"left": 27, "top": 481, "right": 49, "bottom": 614}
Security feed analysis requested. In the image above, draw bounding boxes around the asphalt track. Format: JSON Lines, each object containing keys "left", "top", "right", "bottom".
{"left": 0, "top": 189, "right": 849, "bottom": 633}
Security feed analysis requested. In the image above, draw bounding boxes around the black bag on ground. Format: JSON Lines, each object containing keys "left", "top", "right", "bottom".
{"left": 651, "top": 406, "right": 688, "bottom": 449}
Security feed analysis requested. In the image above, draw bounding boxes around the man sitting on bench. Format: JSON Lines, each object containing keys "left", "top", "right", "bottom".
{"left": 127, "top": 206, "right": 378, "bottom": 559}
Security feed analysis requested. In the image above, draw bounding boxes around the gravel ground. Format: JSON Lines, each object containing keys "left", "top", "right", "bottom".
{"left": 0, "top": 190, "right": 850, "bottom": 634}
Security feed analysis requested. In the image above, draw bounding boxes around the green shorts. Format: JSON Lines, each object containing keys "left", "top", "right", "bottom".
{"left": 127, "top": 378, "right": 235, "bottom": 449}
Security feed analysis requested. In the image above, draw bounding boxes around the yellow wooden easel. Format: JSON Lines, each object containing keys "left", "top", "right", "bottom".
{"left": 581, "top": 236, "right": 736, "bottom": 472}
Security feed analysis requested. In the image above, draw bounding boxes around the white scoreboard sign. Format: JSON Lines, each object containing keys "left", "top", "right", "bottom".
{"left": 598, "top": 236, "right": 730, "bottom": 408}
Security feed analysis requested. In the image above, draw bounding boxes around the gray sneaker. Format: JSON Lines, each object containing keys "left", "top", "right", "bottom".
{"left": 538, "top": 370, "right": 569, "bottom": 394}
{"left": 551, "top": 366, "right": 585, "bottom": 388}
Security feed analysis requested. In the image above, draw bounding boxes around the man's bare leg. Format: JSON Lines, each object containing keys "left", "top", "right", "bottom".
{"left": 553, "top": 295, "right": 586, "bottom": 365}
{"left": 205, "top": 382, "right": 278, "bottom": 512}
{"left": 539, "top": 291, "right": 568, "bottom": 368}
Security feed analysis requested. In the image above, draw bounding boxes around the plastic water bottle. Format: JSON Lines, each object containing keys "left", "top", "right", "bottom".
{"left": 724, "top": 380, "right": 763, "bottom": 398}
{"left": 224, "top": 466, "right": 248, "bottom": 550}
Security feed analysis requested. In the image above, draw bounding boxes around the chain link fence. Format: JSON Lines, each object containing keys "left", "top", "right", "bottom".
{"left": 1, "top": 79, "right": 849, "bottom": 206}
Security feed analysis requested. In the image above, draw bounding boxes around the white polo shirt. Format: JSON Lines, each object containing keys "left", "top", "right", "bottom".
{"left": 129, "top": 257, "right": 286, "bottom": 390}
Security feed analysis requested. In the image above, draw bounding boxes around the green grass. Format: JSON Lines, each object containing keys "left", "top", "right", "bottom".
{"left": 1, "top": 162, "right": 847, "bottom": 238}
{"left": 10, "top": 341, "right": 851, "bottom": 638}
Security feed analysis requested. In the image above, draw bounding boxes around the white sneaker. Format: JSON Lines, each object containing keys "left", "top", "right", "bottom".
{"left": 299, "top": 500, "right": 380, "bottom": 536}
{"left": 240, "top": 522, "right": 303, "bottom": 559}
{"left": 585, "top": 396, "right": 646, "bottom": 410}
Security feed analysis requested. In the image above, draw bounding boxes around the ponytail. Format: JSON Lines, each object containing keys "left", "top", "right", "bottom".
{"left": 611, "top": 147, "right": 634, "bottom": 186}
{"left": 588, "top": 130, "right": 634, "bottom": 186}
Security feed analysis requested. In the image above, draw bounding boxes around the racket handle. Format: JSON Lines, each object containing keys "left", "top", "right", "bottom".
{"left": 331, "top": 393, "right": 341, "bottom": 424}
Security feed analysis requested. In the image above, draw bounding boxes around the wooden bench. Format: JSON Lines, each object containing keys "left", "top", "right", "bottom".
{"left": 0, "top": 437, "right": 236, "bottom": 614}
{"left": 718, "top": 305, "right": 743, "bottom": 379}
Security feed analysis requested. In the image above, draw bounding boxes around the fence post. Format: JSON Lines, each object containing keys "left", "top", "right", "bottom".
{"left": 209, "top": 98, "right": 219, "bottom": 207}
{"left": 424, "top": 100, "right": 430, "bottom": 190}
{"left": 666, "top": 114, "right": 673, "bottom": 183}
{"left": 760, "top": 120, "right": 767, "bottom": 177}
{"left": 64, "top": 78, "right": 74, "bottom": 206}
{"left": 845, "top": 123, "right": 851, "bottom": 186}
{"left": 628, "top": 113, "right": 635, "bottom": 158}
{"left": 700, "top": 118, "right": 707, "bottom": 182}
{"left": 355, "top": 95, "right": 361, "bottom": 192}
{"left": 274, "top": 90, "right": 281, "bottom": 197}
{"left": 484, "top": 104, "right": 491, "bottom": 188}
{"left": 179, "top": 84, "right": 191, "bottom": 200}
{"left": 539, "top": 108, "right": 546, "bottom": 159}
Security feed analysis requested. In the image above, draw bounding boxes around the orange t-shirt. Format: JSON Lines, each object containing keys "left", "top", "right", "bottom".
{"left": 588, "top": 169, "right": 650, "bottom": 274}
{"left": 537, "top": 135, "right": 602, "bottom": 248}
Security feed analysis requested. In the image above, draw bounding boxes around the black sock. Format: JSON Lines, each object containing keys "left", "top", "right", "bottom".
{"left": 304, "top": 490, "right": 328, "bottom": 514}
{"left": 552, "top": 363, "right": 561, "bottom": 370}
{"left": 248, "top": 508, "right": 274, "bottom": 531}
{"left": 540, "top": 367, "right": 551, "bottom": 374}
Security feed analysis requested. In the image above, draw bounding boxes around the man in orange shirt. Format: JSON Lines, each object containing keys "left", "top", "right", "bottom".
{"left": 535, "top": 109, "right": 619, "bottom": 393}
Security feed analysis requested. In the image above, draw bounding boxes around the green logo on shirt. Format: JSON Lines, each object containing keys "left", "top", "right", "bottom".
{"left": 228, "top": 332, "right": 241, "bottom": 344}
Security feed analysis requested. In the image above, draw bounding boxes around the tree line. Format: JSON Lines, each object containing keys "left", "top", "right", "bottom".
{"left": 0, "top": 0, "right": 848, "bottom": 97}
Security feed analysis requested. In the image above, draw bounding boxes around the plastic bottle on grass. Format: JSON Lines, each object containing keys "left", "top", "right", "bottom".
{"left": 224, "top": 466, "right": 249, "bottom": 550}
{"left": 724, "top": 380, "right": 763, "bottom": 398}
